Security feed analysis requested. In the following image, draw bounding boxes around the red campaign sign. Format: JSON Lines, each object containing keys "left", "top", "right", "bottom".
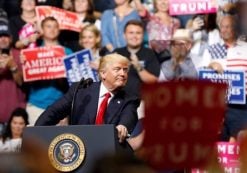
{"left": 22, "top": 46, "right": 66, "bottom": 82}
{"left": 169, "top": 0, "right": 218, "bottom": 15}
{"left": 140, "top": 80, "right": 227, "bottom": 171}
{"left": 36, "top": 6, "right": 81, "bottom": 32}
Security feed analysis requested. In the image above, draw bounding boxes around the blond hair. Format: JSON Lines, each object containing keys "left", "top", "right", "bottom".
{"left": 98, "top": 53, "right": 130, "bottom": 79}
{"left": 79, "top": 24, "right": 101, "bottom": 48}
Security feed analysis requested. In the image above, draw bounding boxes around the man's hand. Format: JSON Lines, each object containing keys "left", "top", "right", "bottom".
{"left": 208, "top": 62, "right": 224, "bottom": 73}
{"left": 130, "top": 53, "right": 143, "bottom": 72}
{"left": 116, "top": 124, "right": 128, "bottom": 143}
{"left": 0, "top": 54, "right": 9, "bottom": 69}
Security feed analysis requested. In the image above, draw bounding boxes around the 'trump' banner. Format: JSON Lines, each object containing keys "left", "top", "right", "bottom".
{"left": 36, "top": 6, "right": 81, "bottom": 32}
{"left": 140, "top": 80, "right": 227, "bottom": 170}
{"left": 169, "top": 0, "right": 218, "bottom": 15}
{"left": 22, "top": 46, "right": 66, "bottom": 82}
{"left": 199, "top": 70, "right": 246, "bottom": 104}
{"left": 63, "top": 49, "right": 99, "bottom": 85}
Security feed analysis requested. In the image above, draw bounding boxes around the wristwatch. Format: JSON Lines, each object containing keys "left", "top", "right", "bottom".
{"left": 136, "top": 65, "right": 143, "bottom": 72}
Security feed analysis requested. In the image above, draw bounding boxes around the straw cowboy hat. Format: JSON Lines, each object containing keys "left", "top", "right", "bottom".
{"left": 171, "top": 29, "right": 193, "bottom": 42}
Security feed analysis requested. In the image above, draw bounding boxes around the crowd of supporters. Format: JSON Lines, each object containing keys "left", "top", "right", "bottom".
{"left": 0, "top": 0, "right": 247, "bottom": 157}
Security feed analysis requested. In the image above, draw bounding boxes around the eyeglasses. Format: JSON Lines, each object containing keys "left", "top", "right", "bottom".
{"left": 171, "top": 42, "right": 187, "bottom": 47}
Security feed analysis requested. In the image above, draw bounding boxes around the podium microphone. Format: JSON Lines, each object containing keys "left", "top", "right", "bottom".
{"left": 70, "top": 77, "right": 93, "bottom": 125}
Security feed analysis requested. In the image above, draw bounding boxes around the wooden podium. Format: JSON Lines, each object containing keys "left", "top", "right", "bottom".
{"left": 22, "top": 125, "right": 118, "bottom": 172}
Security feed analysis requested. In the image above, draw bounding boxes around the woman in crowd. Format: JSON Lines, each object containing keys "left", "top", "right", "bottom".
{"left": 101, "top": 0, "right": 140, "bottom": 52}
{"left": 9, "top": 0, "right": 39, "bottom": 49}
{"left": 134, "top": 0, "right": 180, "bottom": 63}
{"left": 78, "top": 24, "right": 102, "bottom": 69}
{"left": 186, "top": 13, "right": 220, "bottom": 69}
{"left": 62, "top": 0, "right": 73, "bottom": 11}
{"left": 0, "top": 108, "right": 29, "bottom": 152}
{"left": 60, "top": 0, "right": 100, "bottom": 51}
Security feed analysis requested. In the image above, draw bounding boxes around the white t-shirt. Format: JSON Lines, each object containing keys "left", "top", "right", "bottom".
{"left": 0, "top": 138, "right": 22, "bottom": 153}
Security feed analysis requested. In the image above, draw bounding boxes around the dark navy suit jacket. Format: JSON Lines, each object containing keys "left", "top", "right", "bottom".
{"left": 35, "top": 82, "right": 139, "bottom": 134}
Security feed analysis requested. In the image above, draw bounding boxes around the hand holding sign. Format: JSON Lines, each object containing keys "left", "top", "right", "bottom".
{"left": 208, "top": 62, "right": 224, "bottom": 74}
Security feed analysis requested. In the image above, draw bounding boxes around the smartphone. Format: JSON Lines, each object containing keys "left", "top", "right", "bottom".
{"left": 1, "top": 48, "right": 10, "bottom": 55}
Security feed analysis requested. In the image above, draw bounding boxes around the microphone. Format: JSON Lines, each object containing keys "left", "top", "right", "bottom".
{"left": 70, "top": 77, "right": 93, "bottom": 125}
{"left": 81, "top": 77, "right": 93, "bottom": 89}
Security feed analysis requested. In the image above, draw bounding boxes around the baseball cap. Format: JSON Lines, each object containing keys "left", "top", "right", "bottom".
{"left": 0, "top": 21, "right": 11, "bottom": 36}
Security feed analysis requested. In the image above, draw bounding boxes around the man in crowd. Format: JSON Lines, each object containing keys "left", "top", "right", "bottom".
{"left": 114, "top": 20, "right": 160, "bottom": 98}
{"left": 159, "top": 29, "right": 198, "bottom": 81}
{"left": 35, "top": 53, "right": 139, "bottom": 145}
{"left": 114, "top": 20, "right": 160, "bottom": 150}
{"left": 203, "top": 14, "right": 247, "bottom": 141}
{"left": 25, "top": 17, "right": 73, "bottom": 125}
{"left": 0, "top": 19, "right": 26, "bottom": 126}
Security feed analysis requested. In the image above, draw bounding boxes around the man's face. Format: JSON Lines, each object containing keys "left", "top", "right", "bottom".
{"left": 42, "top": 20, "right": 60, "bottom": 40}
{"left": 219, "top": 16, "right": 235, "bottom": 42}
{"left": 100, "top": 61, "right": 129, "bottom": 91}
{"left": 124, "top": 24, "right": 144, "bottom": 49}
{"left": 170, "top": 40, "right": 191, "bottom": 60}
{"left": 0, "top": 35, "right": 11, "bottom": 49}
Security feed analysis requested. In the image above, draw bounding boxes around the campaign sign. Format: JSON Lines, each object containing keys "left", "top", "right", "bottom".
{"left": 22, "top": 46, "right": 66, "bottom": 82}
{"left": 169, "top": 0, "right": 217, "bottom": 15}
{"left": 18, "top": 23, "right": 37, "bottom": 48}
{"left": 192, "top": 142, "right": 240, "bottom": 173}
{"left": 63, "top": 49, "right": 99, "bottom": 85}
{"left": 140, "top": 80, "right": 227, "bottom": 170}
{"left": 199, "top": 70, "right": 246, "bottom": 104}
{"left": 36, "top": 6, "right": 81, "bottom": 32}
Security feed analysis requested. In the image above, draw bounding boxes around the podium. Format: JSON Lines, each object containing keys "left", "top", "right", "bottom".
{"left": 22, "top": 125, "right": 117, "bottom": 172}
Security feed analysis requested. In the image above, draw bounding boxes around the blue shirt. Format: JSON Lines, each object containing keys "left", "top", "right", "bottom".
{"left": 28, "top": 46, "right": 73, "bottom": 109}
{"left": 101, "top": 9, "right": 140, "bottom": 50}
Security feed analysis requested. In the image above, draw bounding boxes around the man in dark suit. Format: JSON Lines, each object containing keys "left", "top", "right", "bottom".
{"left": 35, "top": 53, "right": 139, "bottom": 143}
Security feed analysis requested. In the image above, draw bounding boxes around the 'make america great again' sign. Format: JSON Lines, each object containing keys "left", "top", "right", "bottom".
{"left": 22, "top": 46, "right": 66, "bottom": 82}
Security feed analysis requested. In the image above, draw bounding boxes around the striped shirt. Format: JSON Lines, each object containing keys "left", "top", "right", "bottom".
{"left": 227, "top": 41, "right": 247, "bottom": 93}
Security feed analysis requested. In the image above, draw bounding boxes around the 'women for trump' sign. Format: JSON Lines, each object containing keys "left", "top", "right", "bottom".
{"left": 140, "top": 80, "right": 227, "bottom": 170}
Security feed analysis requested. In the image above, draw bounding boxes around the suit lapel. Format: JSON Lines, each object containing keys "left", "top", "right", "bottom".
{"left": 105, "top": 92, "right": 124, "bottom": 123}
{"left": 86, "top": 82, "right": 100, "bottom": 124}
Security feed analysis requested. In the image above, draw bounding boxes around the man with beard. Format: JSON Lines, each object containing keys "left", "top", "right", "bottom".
{"left": 159, "top": 29, "right": 198, "bottom": 81}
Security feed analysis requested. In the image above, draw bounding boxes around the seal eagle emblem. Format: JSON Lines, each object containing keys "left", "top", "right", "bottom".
{"left": 48, "top": 133, "right": 85, "bottom": 172}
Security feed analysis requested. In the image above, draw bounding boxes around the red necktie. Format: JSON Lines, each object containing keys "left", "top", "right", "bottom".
{"left": 95, "top": 93, "right": 111, "bottom": 125}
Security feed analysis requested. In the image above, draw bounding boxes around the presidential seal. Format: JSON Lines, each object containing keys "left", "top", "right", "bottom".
{"left": 48, "top": 133, "right": 85, "bottom": 172}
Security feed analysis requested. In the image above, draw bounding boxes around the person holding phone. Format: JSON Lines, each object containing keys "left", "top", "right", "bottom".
{"left": 0, "top": 20, "right": 26, "bottom": 125}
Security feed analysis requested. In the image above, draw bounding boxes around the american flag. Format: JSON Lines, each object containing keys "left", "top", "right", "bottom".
{"left": 208, "top": 43, "right": 227, "bottom": 59}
